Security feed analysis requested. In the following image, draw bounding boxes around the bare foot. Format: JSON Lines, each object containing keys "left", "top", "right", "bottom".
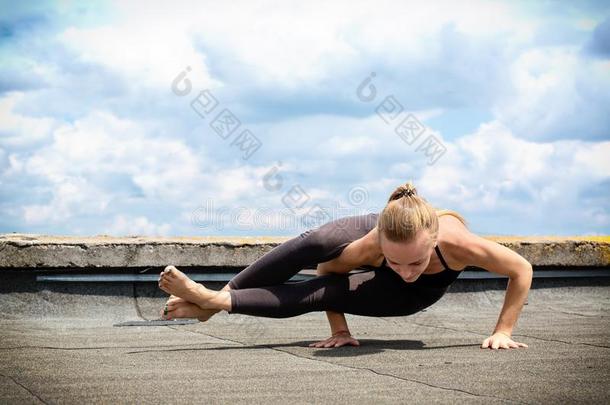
{"left": 160, "top": 299, "right": 217, "bottom": 321}
{"left": 158, "top": 265, "right": 221, "bottom": 309}
{"left": 163, "top": 294, "right": 219, "bottom": 322}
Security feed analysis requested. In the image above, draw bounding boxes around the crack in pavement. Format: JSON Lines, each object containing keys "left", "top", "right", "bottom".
{"left": 132, "top": 282, "right": 148, "bottom": 321}
{"left": 541, "top": 306, "right": 608, "bottom": 318}
{"left": 0, "top": 344, "right": 215, "bottom": 351}
{"left": 483, "top": 290, "right": 497, "bottom": 306}
{"left": 164, "top": 325, "right": 246, "bottom": 346}
{"left": 263, "top": 345, "right": 526, "bottom": 404}
{"left": 0, "top": 373, "right": 48, "bottom": 404}
{"left": 555, "top": 310, "right": 608, "bottom": 318}
{"left": 128, "top": 287, "right": 600, "bottom": 399}
{"left": 380, "top": 316, "right": 488, "bottom": 338}
{"left": 381, "top": 317, "right": 610, "bottom": 349}
{"left": 155, "top": 325, "right": 525, "bottom": 404}
{"left": 503, "top": 333, "right": 610, "bottom": 349}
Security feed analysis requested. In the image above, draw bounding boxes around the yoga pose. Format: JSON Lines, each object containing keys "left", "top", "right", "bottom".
{"left": 158, "top": 181, "right": 532, "bottom": 350}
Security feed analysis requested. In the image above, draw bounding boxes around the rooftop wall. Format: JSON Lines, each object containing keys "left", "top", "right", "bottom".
{"left": 1, "top": 234, "right": 608, "bottom": 269}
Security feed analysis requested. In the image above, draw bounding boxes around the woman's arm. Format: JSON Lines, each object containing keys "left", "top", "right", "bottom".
{"left": 312, "top": 266, "right": 358, "bottom": 347}
{"left": 313, "top": 236, "right": 373, "bottom": 342}
{"left": 324, "top": 310, "right": 352, "bottom": 336}
{"left": 316, "top": 263, "right": 354, "bottom": 337}
{"left": 455, "top": 232, "right": 533, "bottom": 349}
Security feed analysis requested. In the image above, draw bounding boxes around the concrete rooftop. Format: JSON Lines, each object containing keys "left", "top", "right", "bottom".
{"left": 1, "top": 277, "right": 609, "bottom": 404}
{"left": 1, "top": 234, "right": 609, "bottom": 403}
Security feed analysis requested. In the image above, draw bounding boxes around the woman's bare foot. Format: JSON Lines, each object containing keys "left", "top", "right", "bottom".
{"left": 158, "top": 265, "right": 230, "bottom": 311}
{"left": 164, "top": 294, "right": 219, "bottom": 322}
{"left": 160, "top": 299, "right": 217, "bottom": 321}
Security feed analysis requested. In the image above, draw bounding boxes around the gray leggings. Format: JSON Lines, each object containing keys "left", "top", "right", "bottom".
{"left": 226, "top": 214, "right": 449, "bottom": 318}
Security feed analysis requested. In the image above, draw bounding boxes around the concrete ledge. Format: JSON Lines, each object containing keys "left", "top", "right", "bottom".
{"left": 0, "top": 233, "right": 609, "bottom": 269}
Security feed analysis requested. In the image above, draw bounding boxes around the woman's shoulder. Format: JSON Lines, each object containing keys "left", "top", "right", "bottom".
{"left": 438, "top": 215, "right": 471, "bottom": 271}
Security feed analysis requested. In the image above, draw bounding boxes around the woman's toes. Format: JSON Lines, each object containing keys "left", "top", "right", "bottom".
{"left": 165, "top": 301, "right": 205, "bottom": 320}
{"left": 159, "top": 266, "right": 174, "bottom": 281}
{"left": 166, "top": 310, "right": 182, "bottom": 320}
{"left": 160, "top": 303, "right": 170, "bottom": 319}
{"left": 167, "top": 296, "right": 186, "bottom": 305}
{"left": 161, "top": 300, "right": 181, "bottom": 318}
{"left": 158, "top": 274, "right": 168, "bottom": 287}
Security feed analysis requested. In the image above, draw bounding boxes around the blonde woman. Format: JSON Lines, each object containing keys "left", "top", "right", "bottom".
{"left": 158, "top": 181, "right": 532, "bottom": 350}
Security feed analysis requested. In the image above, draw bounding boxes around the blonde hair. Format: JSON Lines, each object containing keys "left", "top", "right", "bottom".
{"left": 377, "top": 180, "right": 468, "bottom": 245}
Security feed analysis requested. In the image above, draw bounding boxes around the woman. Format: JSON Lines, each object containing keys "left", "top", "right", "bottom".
{"left": 158, "top": 181, "right": 532, "bottom": 350}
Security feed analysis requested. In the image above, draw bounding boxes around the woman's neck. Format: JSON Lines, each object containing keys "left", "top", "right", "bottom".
{"left": 362, "top": 227, "right": 386, "bottom": 266}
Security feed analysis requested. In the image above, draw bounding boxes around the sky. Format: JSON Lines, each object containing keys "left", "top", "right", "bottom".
{"left": 0, "top": 0, "right": 609, "bottom": 237}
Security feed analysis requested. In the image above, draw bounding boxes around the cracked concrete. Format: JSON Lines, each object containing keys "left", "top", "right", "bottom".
{"left": 0, "top": 372, "right": 47, "bottom": 404}
{"left": 1, "top": 233, "right": 609, "bottom": 268}
{"left": 112, "top": 327, "right": 519, "bottom": 403}
{"left": 1, "top": 278, "right": 609, "bottom": 403}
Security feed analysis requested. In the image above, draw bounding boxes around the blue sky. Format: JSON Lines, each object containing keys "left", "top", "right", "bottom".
{"left": 0, "top": 0, "right": 609, "bottom": 237}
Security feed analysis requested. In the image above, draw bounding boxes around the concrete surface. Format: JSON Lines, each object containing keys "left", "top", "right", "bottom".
{"left": 1, "top": 233, "right": 609, "bottom": 269}
{"left": 1, "top": 278, "right": 609, "bottom": 404}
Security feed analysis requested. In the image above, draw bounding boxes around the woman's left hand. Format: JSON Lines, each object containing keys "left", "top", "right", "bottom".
{"left": 481, "top": 332, "right": 528, "bottom": 350}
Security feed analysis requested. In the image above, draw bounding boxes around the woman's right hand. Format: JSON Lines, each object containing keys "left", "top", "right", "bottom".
{"left": 308, "top": 332, "right": 360, "bottom": 348}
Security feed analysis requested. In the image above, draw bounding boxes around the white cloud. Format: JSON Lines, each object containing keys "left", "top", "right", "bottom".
{"left": 1, "top": 0, "right": 609, "bottom": 236}
{"left": 58, "top": 21, "right": 219, "bottom": 91}
{"left": 9, "top": 110, "right": 313, "bottom": 232}
{"left": 22, "top": 176, "right": 111, "bottom": 225}
{"left": 415, "top": 120, "right": 610, "bottom": 231}
{"left": 22, "top": 110, "right": 204, "bottom": 198}
{"left": 0, "top": 92, "right": 57, "bottom": 148}
{"left": 14, "top": 110, "right": 208, "bottom": 225}
{"left": 55, "top": 0, "right": 534, "bottom": 91}
{"left": 492, "top": 47, "right": 610, "bottom": 140}
{"left": 250, "top": 109, "right": 443, "bottom": 159}
{"left": 104, "top": 214, "right": 172, "bottom": 237}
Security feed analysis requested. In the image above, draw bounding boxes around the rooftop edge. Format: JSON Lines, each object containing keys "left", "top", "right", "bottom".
{"left": 1, "top": 233, "right": 608, "bottom": 268}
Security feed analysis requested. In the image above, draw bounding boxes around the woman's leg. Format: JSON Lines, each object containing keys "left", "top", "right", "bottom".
{"left": 163, "top": 227, "right": 334, "bottom": 320}
{"left": 227, "top": 213, "right": 376, "bottom": 290}
{"left": 161, "top": 213, "right": 377, "bottom": 320}
{"left": 227, "top": 267, "right": 448, "bottom": 318}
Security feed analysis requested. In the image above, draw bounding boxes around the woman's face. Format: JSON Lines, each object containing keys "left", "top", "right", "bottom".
{"left": 380, "top": 230, "right": 434, "bottom": 283}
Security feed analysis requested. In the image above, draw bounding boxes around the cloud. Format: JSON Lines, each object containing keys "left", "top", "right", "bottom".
{"left": 2, "top": 108, "right": 310, "bottom": 234}
{"left": 58, "top": 24, "right": 218, "bottom": 91}
{"left": 0, "top": 92, "right": 57, "bottom": 149}
{"left": 583, "top": 16, "right": 610, "bottom": 58}
{"left": 3, "top": 0, "right": 608, "bottom": 137}
{"left": 414, "top": 120, "right": 610, "bottom": 234}
{"left": 1, "top": 0, "right": 609, "bottom": 236}
{"left": 3, "top": 109, "right": 609, "bottom": 235}
{"left": 189, "top": 1, "right": 531, "bottom": 117}
{"left": 103, "top": 214, "right": 172, "bottom": 237}
{"left": 492, "top": 47, "right": 610, "bottom": 141}
{"left": 10, "top": 110, "right": 207, "bottom": 227}
{"left": 22, "top": 176, "right": 111, "bottom": 226}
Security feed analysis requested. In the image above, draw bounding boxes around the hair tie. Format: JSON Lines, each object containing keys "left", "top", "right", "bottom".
{"left": 399, "top": 188, "right": 415, "bottom": 198}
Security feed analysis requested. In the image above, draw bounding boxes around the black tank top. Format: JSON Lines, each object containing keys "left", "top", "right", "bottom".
{"left": 373, "top": 245, "right": 461, "bottom": 289}
{"left": 364, "top": 213, "right": 463, "bottom": 289}
{"left": 324, "top": 212, "right": 461, "bottom": 289}
{"left": 410, "top": 245, "right": 462, "bottom": 289}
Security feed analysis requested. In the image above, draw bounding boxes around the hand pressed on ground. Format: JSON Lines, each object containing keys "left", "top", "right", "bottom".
{"left": 481, "top": 331, "right": 528, "bottom": 350}
{"left": 309, "top": 331, "right": 360, "bottom": 348}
